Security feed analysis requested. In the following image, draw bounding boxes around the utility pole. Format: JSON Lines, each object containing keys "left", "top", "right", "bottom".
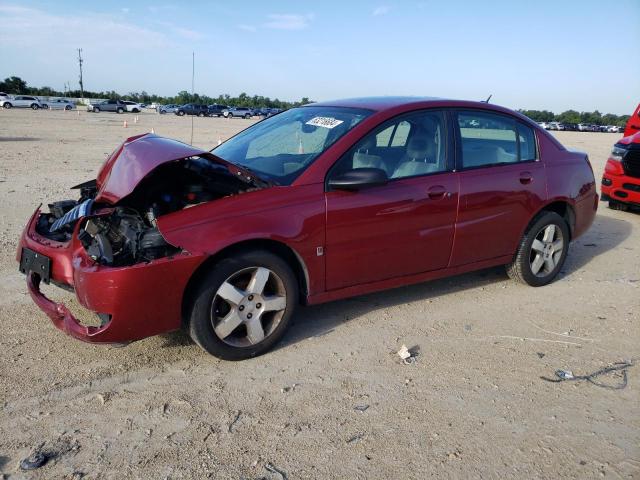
{"left": 77, "top": 48, "right": 84, "bottom": 99}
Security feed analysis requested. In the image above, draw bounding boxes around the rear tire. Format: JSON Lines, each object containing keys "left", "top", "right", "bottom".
{"left": 117, "top": 107, "right": 124, "bottom": 114}
{"left": 188, "top": 250, "right": 298, "bottom": 360}
{"left": 178, "top": 111, "right": 185, "bottom": 116}
{"left": 31, "top": 104, "right": 39, "bottom": 110}
{"left": 228, "top": 113, "right": 233, "bottom": 119}
{"left": 506, "top": 211, "right": 570, "bottom": 287}
{"left": 198, "top": 112, "right": 205, "bottom": 117}
{"left": 65, "top": 105, "right": 72, "bottom": 111}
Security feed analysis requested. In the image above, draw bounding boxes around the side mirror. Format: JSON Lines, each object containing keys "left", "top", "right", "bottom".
{"left": 328, "top": 168, "right": 388, "bottom": 191}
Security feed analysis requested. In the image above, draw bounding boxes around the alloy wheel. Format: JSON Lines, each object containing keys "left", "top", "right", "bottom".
{"left": 529, "top": 224, "right": 564, "bottom": 277}
{"left": 210, "top": 266, "right": 287, "bottom": 347}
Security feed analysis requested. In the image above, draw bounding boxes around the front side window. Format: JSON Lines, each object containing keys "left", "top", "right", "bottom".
{"left": 212, "top": 106, "right": 372, "bottom": 185}
{"left": 330, "top": 110, "right": 448, "bottom": 181}
{"left": 457, "top": 111, "right": 536, "bottom": 168}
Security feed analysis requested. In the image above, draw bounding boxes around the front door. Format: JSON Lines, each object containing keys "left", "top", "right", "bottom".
{"left": 325, "top": 110, "right": 459, "bottom": 290}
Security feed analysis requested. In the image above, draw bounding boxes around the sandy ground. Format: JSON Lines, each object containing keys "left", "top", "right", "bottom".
{"left": 0, "top": 108, "right": 638, "bottom": 479}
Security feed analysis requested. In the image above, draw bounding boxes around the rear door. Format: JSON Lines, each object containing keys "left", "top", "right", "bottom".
{"left": 449, "top": 110, "right": 546, "bottom": 267}
{"left": 325, "top": 110, "right": 459, "bottom": 290}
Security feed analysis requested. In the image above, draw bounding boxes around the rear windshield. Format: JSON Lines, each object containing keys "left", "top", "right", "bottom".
{"left": 211, "top": 106, "right": 372, "bottom": 185}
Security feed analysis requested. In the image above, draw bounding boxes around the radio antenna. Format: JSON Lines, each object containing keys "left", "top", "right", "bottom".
{"left": 481, "top": 94, "right": 492, "bottom": 103}
{"left": 190, "top": 51, "right": 195, "bottom": 145}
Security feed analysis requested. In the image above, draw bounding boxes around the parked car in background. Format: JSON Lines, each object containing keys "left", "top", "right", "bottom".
{"left": 16, "top": 97, "right": 597, "bottom": 359}
{"left": 537, "top": 122, "right": 549, "bottom": 129}
{"left": 175, "top": 104, "right": 209, "bottom": 116}
{"left": 87, "top": 99, "right": 127, "bottom": 113}
{"left": 123, "top": 101, "right": 143, "bottom": 113}
{"left": 207, "top": 104, "right": 228, "bottom": 117}
{"left": 1, "top": 95, "right": 43, "bottom": 109}
{"left": 158, "top": 104, "right": 180, "bottom": 114}
{"left": 43, "top": 98, "right": 76, "bottom": 110}
{"left": 0, "top": 92, "right": 8, "bottom": 100}
{"left": 223, "top": 106, "right": 253, "bottom": 119}
{"left": 564, "top": 123, "right": 578, "bottom": 131}
{"left": 578, "top": 124, "right": 590, "bottom": 131}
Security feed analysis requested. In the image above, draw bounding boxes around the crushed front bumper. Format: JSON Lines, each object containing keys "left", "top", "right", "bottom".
{"left": 17, "top": 207, "right": 204, "bottom": 344}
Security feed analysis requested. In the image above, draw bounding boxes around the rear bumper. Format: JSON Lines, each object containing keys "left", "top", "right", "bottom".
{"left": 17, "top": 207, "right": 204, "bottom": 344}
{"left": 601, "top": 173, "right": 640, "bottom": 206}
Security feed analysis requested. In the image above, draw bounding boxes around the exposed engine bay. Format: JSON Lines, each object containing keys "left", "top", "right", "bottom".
{"left": 35, "top": 156, "right": 260, "bottom": 266}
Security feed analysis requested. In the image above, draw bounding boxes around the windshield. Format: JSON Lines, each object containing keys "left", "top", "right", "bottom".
{"left": 211, "top": 106, "right": 372, "bottom": 185}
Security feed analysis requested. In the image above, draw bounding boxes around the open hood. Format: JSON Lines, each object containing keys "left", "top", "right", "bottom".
{"left": 95, "top": 133, "right": 207, "bottom": 204}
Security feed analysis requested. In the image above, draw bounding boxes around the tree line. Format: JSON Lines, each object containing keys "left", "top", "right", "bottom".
{"left": 0, "top": 76, "right": 630, "bottom": 125}
{"left": 0, "top": 76, "right": 310, "bottom": 110}
{"left": 518, "top": 109, "right": 629, "bottom": 127}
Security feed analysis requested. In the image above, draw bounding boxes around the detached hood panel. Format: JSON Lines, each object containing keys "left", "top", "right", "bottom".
{"left": 95, "top": 134, "right": 207, "bottom": 204}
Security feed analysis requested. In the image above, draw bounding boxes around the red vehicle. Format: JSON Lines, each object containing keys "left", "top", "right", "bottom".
{"left": 601, "top": 103, "right": 640, "bottom": 210}
{"left": 17, "top": 97, "right": 598, "bottom": 359}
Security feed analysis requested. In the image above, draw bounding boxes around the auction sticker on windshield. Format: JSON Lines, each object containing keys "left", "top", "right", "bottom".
{"left": 306, "top": 117, "right": 344, "bottom": 129}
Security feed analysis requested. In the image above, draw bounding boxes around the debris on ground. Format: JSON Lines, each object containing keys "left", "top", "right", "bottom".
{"left": 541, "top": 360, "right": 635, "bottom": 389}
{"left": 265, "top": 462, "right": 288, "bottom": 480}
{"left": 346, "top": 433, "right": 365, "bottom": 444}
{"left": 19, "top": 450, "right": 48, "bottom": 471}
{"left": 353, "top": 404, "right": 369, "bottom": 412}
{"left": 228, "top": 410, "right": 242, "bottom": 433}
{"left": 397, "top": 344, "right": 418, "bottom": 364}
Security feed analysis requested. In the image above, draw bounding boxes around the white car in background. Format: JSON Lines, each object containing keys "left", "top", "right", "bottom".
{"left": 0, "top": 95, "right": 43, "bottom": 109}
{"left": 42, "top": 98, "right": 76, "bottom": 110}
{"left": 537, "top": 122, "right": 549, "bottom": 129}
{"left": 122, "top": 101, "right": 143, "bottom": 113}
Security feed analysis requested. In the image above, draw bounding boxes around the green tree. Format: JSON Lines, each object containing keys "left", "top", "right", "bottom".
{"left": 0, "top": 76, "right": 28, "bottom": 94}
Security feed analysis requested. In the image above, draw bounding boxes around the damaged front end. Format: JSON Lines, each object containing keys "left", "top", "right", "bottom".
{"left": 18, "top": 133, "right": 268, "bottom": 343}
{"left": 33, "top": 134, "right": 264, "bottom": 267}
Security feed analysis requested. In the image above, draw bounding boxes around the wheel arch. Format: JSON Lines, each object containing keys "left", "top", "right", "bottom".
{"left": 511, "top": 200, "right": 576, "bottom": 260}
{"left": 180, "top": 239, "right": 310, "bottom": 326}
{"left": 535, "top": 200, "right": 576, "bottom": 240}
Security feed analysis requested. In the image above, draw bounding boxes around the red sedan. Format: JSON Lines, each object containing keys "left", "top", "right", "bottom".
{"left": 17, "top": 97, "right": 598, "bottom": 359}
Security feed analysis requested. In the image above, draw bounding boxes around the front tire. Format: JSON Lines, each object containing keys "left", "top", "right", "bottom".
{"left": 31, "top": 104, "right": 39, "bottom": 110}
{"left": 506, "top": 211, "right": 570, "bottom": 287}
{"left": 3, "top": 102, "right": 12, "bottom": 109}
{"left": 93, "top": 106, "right": 100, "bottom": 112}
{"left": 117, "top": 107, "right": 124, "bottom": 114}
{"left": 65, "top": 105, "right": 72, "bottom": 111}
{"left": 188, "top": 250, "right": 298, "bottom": 360}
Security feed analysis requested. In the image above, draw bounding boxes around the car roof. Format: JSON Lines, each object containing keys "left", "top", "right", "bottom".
{"left": 304, "top": 96, "right": 527, "bottom": 118}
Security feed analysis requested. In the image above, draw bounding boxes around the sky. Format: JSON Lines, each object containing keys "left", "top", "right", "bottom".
{"left": 0, "top": 0, "right": 638, "bottom": 114}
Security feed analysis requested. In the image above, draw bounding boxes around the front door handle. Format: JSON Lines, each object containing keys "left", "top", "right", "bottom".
{"left": 427, "top": 185, "right": 447, "bottom": 199}
{"left": 519, "top": 172, "right": 533, "bottom": 185}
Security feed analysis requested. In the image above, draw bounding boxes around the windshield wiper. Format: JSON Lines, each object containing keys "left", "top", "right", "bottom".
{"left": 231, "top": 163, "right": 276, "bottom": 188}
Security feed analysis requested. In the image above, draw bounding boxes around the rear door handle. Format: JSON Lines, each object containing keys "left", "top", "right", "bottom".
{"left": 427, "top": 185, "right": 447, "bottom": 199}
{"left": 519, "top": 172, "right": 533, "bottom": 185}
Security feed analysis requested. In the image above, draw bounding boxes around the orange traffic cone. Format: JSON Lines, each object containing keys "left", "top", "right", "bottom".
{"left": 123, "top": 120, "right": 128, "bottom": 128}
{"left": 217, "top": 135, "right": 222, "bottom": 145}
{"left": 150, "top": 128, "right": 155, "bottom": 134}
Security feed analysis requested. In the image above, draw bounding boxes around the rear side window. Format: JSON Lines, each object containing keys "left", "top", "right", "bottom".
{"left": 517, "top": 123, "right": 537, "bottom": 161}
{"left": 457, "top": 111, "right": 535, "bottom": 168}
